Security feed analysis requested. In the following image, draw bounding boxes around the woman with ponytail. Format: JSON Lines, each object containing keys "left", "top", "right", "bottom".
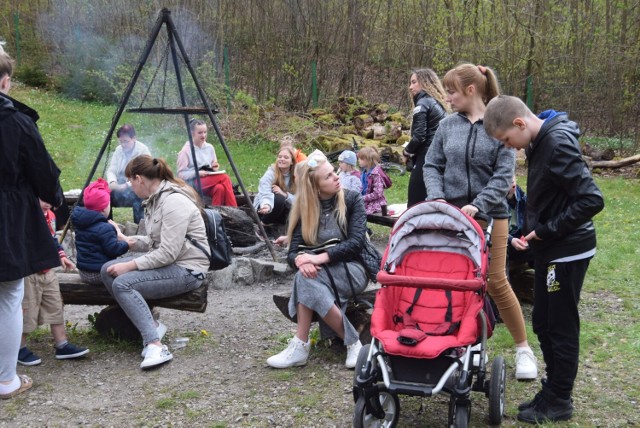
{"left": 424, "top": 63, "right": 538, "bottom": 381}
{"left": 101, "top": 155, "right": 209, "bottom": 370}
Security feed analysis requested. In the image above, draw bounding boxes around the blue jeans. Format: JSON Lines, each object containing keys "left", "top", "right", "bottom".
{"left": 100, "top": 257, "right": 203, "bottom": 346}
{"left": 0, "top": 279, "right": 24, "bottom": 382}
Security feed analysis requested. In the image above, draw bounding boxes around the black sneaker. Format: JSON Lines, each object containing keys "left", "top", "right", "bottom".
{"left": 17, "top": 347, "right": 42, "bottom": 366}
{"left": 517, "top": 389, "right": 573, "bottom": 424}
{"left": 54, "top": 343, "right": 90, "bottom": 360}
{"left": 518, "top": 378, "right": 549, "bottom": 411}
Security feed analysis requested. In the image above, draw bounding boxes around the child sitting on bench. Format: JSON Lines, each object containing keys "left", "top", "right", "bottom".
{"left": 71, "top": 178, "right": 132, "bottom": 285}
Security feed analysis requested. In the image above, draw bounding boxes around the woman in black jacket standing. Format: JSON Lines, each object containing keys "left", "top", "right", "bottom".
{"left": 266, "top": 152, "right": 369, "bottom": 370}
{"left": 404, "top": 68, "right": 448, "bottom": 207}
{"left": 0, "top": 44, "right": 62, "bottom": 398}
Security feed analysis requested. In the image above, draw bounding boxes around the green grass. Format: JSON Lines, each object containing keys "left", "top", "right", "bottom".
{"left": 13, "top": 85, "right": 280, "bottom": 193}
{"left": 583, "top": 135, "right": 637, "bottom": 153}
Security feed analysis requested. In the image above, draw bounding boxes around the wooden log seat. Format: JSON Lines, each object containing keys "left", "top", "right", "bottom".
{"left": 58, "top": 272, "right": 208, "bottom": 313}
{"left": 58, "top": 272, "right": 208, "bottom": 342}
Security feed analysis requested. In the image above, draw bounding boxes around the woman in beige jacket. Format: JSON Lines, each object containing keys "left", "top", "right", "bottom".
{"left": 101, "top": 155, "right": 209, "bottom": 370}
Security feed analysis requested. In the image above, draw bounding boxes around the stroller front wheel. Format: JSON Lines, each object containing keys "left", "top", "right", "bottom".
{"left": 353, "top": 391, "right": 400, "bottom": 428}
{"left": 448, "top": 397, "right": 471, "bottom": 428}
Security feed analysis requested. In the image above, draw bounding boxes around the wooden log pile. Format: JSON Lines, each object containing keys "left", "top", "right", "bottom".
{"left": 308, "top": 96, "right": 410, "bottom": 161}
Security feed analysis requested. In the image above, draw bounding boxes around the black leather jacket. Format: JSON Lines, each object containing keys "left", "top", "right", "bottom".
{"left": 525, "top": 111, "right": 604, "bottom": 263}
{"left": 287, "top": 189, "right": 367, "bottom": 268}
{"left": 405, "top": 91, "right": 446, "bottom": 158}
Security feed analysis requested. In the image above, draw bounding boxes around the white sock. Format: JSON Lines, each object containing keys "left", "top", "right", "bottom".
{"left": 294, "top": 336, "right": 309, "bottom": 345}
{"left": 0, "top": 375, "right": 20, "bottom": 394}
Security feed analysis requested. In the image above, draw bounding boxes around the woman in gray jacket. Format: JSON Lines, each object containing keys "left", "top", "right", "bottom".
{"left": 424, "top": 63, "right": 538, "bottom": 381}
{"left": 101, "top": 156, "right": 209, "bottom": 370}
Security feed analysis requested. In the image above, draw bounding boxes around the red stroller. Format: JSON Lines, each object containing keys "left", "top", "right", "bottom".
{"left": 352, "top": 201, "right": 505, "bottom": 427}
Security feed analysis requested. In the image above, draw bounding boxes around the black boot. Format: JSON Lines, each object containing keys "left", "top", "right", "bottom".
{"left": 517, "top": 388, "right": 573, "bottom": 424}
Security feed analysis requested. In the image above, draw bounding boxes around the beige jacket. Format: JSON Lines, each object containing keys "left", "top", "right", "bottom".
{"left": 134, "top": 180, "right": 210, "bottom": 273}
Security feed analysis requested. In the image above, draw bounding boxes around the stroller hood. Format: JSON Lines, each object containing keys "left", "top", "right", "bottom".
{"left": 378, "top": 201, "right": 488, "bottom": 291}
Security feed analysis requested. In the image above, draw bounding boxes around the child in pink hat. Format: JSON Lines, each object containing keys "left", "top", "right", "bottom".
{"left": 70, "top": 178, "right": 132, "bottom": 285}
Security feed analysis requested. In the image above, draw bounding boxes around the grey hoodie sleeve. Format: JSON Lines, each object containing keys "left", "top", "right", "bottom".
{"left": 423, "top": 126, "right": 446, "bottom": 200}
{"left": 470, "top": 144, "right": 515, "bottom": 214}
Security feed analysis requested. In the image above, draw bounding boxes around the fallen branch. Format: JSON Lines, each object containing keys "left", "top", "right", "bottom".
{"left": 590, "top": 154, "right": 640, "bottom": 169}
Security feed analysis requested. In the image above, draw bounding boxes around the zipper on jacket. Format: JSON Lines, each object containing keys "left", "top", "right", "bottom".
{"left": 470, "top": 126, "right": 478, "bottom": 158}
{"left": 464, "top": 125, "right": 476, "bottom": 203}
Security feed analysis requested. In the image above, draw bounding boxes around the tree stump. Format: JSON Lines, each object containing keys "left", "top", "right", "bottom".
{"left": 94, "top": 305, "right": 142, "bottom": 342}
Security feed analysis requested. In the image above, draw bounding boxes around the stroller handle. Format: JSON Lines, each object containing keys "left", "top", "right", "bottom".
{"left": 473, "top": 212, "right": 493, "bottom": 251}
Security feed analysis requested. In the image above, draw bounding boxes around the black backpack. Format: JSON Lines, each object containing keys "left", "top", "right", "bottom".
{"left": 187, "top": 208, "right": 233, "bottom": 270}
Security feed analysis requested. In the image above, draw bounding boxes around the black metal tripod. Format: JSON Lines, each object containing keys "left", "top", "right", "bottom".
{"left": 63, "top": 8, "right": 277, "bottom": 261}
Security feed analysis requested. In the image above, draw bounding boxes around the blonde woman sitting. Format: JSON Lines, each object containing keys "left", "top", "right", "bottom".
{"left": 267, "top": 152, "right": 368, "bottom": 369}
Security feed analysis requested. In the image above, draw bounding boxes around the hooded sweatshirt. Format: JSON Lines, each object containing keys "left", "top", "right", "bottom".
{"left": 423, "top": 112, "right": 515, "bottom": 218}
{"left": 525, "top": 110, "right": 604, "bottom": 263}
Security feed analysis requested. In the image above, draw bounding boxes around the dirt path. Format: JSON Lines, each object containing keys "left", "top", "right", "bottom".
{"left": 0, "top": 274, "right": 361, "bottom": 427}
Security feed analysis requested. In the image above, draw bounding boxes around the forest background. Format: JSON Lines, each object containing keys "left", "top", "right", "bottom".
{"left": 1, "top": 0, "right": 638, "bottom": 153}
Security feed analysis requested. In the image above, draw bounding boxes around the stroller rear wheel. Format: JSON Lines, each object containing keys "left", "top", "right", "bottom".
{"left": 353, "top": 391, "right": 400, "bottom": 428}
{"left": 448, "top": 397, "right": 471, "bottom": 428}
{"left": 488, "top": 355, "right": 506, "bottom": 425}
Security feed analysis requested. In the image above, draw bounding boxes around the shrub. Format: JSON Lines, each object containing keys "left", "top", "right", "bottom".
{"left": 14, "top": 64, "right": 49, "bottom": 88}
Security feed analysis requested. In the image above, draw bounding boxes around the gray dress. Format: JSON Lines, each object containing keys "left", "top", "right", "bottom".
{"left": 288, "top": 198, "right": 368, "bottom": 345}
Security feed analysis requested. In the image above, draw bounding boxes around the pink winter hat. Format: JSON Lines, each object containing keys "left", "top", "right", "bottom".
{"left": 84, "top": 178, "right": 111, "bottom": 212}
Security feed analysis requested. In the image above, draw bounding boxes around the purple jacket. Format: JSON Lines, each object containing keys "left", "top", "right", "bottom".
{"left": 361, "top": 165, "right": 388, "bottom": 215}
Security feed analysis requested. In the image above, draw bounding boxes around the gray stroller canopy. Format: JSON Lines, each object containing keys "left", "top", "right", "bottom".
{"left": 384, "top": 201, "right": 484, "bottom": 274}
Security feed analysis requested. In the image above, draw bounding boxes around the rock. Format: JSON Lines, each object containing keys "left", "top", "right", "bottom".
{"left": 206, "top": 260, "right": 237, "bottom": 290}
{"left": 234, "top": 257, "right": 256, "bottom": 286}
{"left": 250, "top": 258, "right": 275, "bottom": 282}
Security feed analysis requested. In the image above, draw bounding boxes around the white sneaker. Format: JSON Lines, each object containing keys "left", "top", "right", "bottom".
{"left": 470, "top": 343, "right": 488, "bottom": 367}
{"left": 140, "top": 344, "right": 173, "bottom": 369}
{"left": 267, "top": 336, "right": 310, "bottom": 368}
{"left": 141, "top": 322, "right": 169, "bottom": 357}
{"left": 345, "top": 340, "right": 363, "bottom": 369}
{"left": 515, "top": 347, "right": 538, "bottom": 380}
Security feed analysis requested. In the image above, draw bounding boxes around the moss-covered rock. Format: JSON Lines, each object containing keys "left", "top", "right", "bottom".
{"left": 396, "top": 134, "right": 411, "bottom": 146}
{"left": 338, "top": 125, "right": 356, "bottom": 135}
{"left": 359, "top": 127, "right": 374, "bottom": 139}
{"left": 309, "top": 108, "right": 328, "bottom": 116}
{"left": 317, "top": 114, "right": 338, "bottom": 125}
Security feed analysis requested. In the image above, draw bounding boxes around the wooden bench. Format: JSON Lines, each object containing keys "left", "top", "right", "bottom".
{"left": 58, "top": 272, "right": 208, "bottom": 312}
{"left": 58, "top": 272, "right": 208, "bottom": 341}
{"left": 273, "top": 283, "right": 380, "bottom": 344}
{"left": 366, "top": 213, "right": 397, "bottom": 227}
